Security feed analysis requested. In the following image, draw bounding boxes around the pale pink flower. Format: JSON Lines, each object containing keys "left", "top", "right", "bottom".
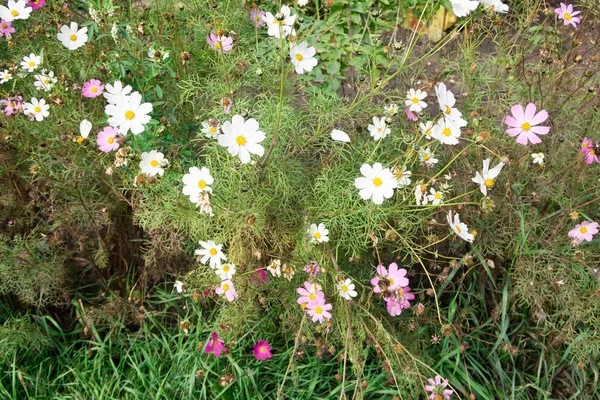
{"left": 249, "top": 8, "right": 266, "bottom": 28}
{"left": 296, "top": 281, "right": 323, "bottom": 308}
{"left": 555, "top": 3, "right": 581, "bottom": 28}
{"left": 82, "top": 79, "right": 104, "bottom": 98}
{"left": 505, "top": 103, "right": 550, "bottom": 145}
{"left": 221, "top": 97, "right": 234, "bottom": 114}
{"left": 0, "top": 19, "right": 16, "bottom": 37}
{"left": 371, "top": 263, "right": 409, "bottom": 297}
{"left": 96, "top": 126, "right": 120, "bottom": 152}
{"left": 568, "top": 221, "right": 598, "bottom": 244}
{"left": 207, "top": 31, "right": 234, "bottom": 54}
{"left": 306, "top": 296, "right": 332, "bottom": 324}
{"left": 424, "top": 375, "right": 454, "bottom": 399}
{"left": 0, "top": 96, "right": 23, "bottom": 116}
{"left": 216, "top": 279, "right": 238, "bottom": 302}
{"left": 405, "top": 105, "right": 419, "bottom": 121}
{"left": 580, "top": 137, "right": 598, "bottom": 164}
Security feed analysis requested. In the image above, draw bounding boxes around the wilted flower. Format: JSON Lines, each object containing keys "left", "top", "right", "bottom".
{"left": 304, "top": 260, "right": 321, "bottom": 277}
{"left": 267, "top": 259, "right": 282, "bottom": 277}
{"left": 447, "top": 210, "right": 474, "bottom": 242}
{"left": 220, "top": 97, "right": 234, "bottom": 114}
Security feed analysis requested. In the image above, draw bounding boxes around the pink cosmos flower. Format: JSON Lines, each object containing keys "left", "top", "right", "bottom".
{"left": 207, "top": 31, "right": 234, "bottom": 54}
{"left": 96, "top": 126, "right": 120, "bottom": 152}
{"left": 253, "top": 340, "right": 272, "bottom": 360}
{"left": 221, "top": 97, "right": 234, "bottom": 114}
{"left": 424, "top": 375, "right": 454, "bottom": 400}
{"left": 580, "top": 137, "right": 598, "bottom": 164}
{"left": 82, "top": 79, "right": 105, "bottom": 98}
{"left": 405, "top": 105, "right": 419, "bottom": 121}
{"left": 250, "top": 268, "right": 268, "bottom": 285}
{"left": 216, "top": 279, "right": 238, "bottom": 302}
{"left": 306, "top": 296, "right": 332, "bottom": 324}
{"left": 505, "top": 103, "right": 550, "bottom": 145}
{"left": 371, "top": 263, "right": 409, "bottom": 297}
{"left": 249, "top": 8, "right": 266, "bottom": 28}
{"left": 28, "top": 0, "right": 46, "bottom": 10}
{"left": 204, "top": 332, "right": 227, "bottom": 358}
{"left": 0, "top": 20, "right": 16, "bottom": 38}
{"left": 568, "top": 221, "right": 598, "bottom": 244}
{"left": 555, "top": 3, "right": 581, "bottom": 28}
{"left": 1, "top": 97, "right": 23, "bottom": 116}
{"left": 296, "top": 281, "right": 323, "bottom": 308}
{"left": 304, "top": 260, "right": 320, "bottom": 277}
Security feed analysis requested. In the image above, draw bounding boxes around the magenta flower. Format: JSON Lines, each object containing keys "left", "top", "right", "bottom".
{"left": 249, "top": 8, "right": 266, "bottom": 28}
{"left": 303, "top": 260, "right": 321, "bottom": 277}
{"left": 568, "top": 221, "right": 598, "bottom": 244}
{"left": 405, "top": 105, "right": 419, "bottom": 121}
{"left": 580, "top": 137, "right": 598, "bottom": 164}
{"left": 0, "top": 20, "right": 16, "bottom": 38}
{"left": 97, "top": 126, "right": 120, "bottom": 152}
{"left": 306, "top": 296, "right": 332, "bottom": 324}
{"left": 207, "top": 31, "right": 234, "bottom": 54}
{"left": 296, "top": 281, "right": 323, "bottom": 308}
{"left": 250, "top": 268, "right": 268, "bottom": 285}
{"left": 371, "top": 263, "right": 409, "bottom": 297}
{"left": 204, "top": 332, "right": 227, "bottom": 358}
{"left": 220, "top": 97, "right": 234, "bottom": 114}
{"left": 28, "top": 0, "right": 46, "bottom": 10}
{"left": 252, "top": 340, "right": 272, "bottom": 360}
{"left": 216, "top": 279, "right": 238, "bottom": 302}
{"left": 555, "top": 3, "right": 581, "bottom": 28}
{"left": 505, "top": 103, "right": 550, "bottom": 145}
{"left": 82, "top": 79, "right": 105, "bottom": 98}
{"left": 424, "top": 375, "right": 453, "bottom": 400}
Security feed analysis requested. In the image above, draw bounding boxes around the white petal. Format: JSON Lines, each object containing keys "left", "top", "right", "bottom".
{"left": 331, "top": 129, "right": 351, "bottom": 143}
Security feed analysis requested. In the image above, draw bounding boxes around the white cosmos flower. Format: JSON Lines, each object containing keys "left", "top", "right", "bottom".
{"left": 367, "top": 117, "right": 390, "bottom": 141}
{"left": 218, "top": 114, "right": 265, "bottom": 164}
{"left": 385, "top": 104, "right": 399, "bottom": 116}
{"left": 140, "top": 150, "right": 167, "bottom": 177}
{"left": 447, "top": 210, "right": 474, "bottom": 242}
{"left": 472, "top": 158, "right": 505, "bottom": 196}
{"left": 420, "top": 120, "right": 434, "bottom": 140}
{"left": 0, "top": 70, "right": 12, "bottom": 84}
{"left": 0, "top": 0, "right": 32, "bottom": 22}
{"left": 195, "top": 240, "right": 227, "bottom": 269}
{"left": 79, "top": 119, "right": 92, "bottom": 139}
{"left": 395, "top": 166, "right": 412, "bottom": 188}
{"left": 103, "top": 81, "right": 133, "bottom": 104}
{"left": 23, "top": 98, "right": 49, "bottom": 121}
{"left": 57, "top": 22, "right": 88, "bottom": 51}
{"left": 297, "top": 0, "right": 309, "bottom": 6}
{"left": 201, "top": 121, "right": 220, "bottom": 139}
{"left": 182, "top": 166, "right": 214, "bottom": 203}
{"left": 405, "top": 88, "right": 428, "bottom": 113}
{"left": 336, "top": 278, "right": 357, "bottom": 300}
{"left": 531, "top": 153, "right": 545, "bottom": 165}
{"left": 432, "top": 117, "right": 461, "bottom": 145}
{"left": 435, "top": 82, "right": 467, "bottom": 127}
{"left": 480, "top": 0, "right": 508, "bottom": 13}
{"left": 331, "top": 129, "right": 351, "bottom": 143}
{"left": 449, "top": 0, "right": 480, "bottom": 17}
{"left": 427, "top": 188, "right": 444, "bottom": 205}
{"left": 216, "top": 263, "right": 236, "bottom": 280}
{"left": 106, "top": 92, "right": 153, "bottom": 135}
{"left": 267, "top": 259, "right": 282, "bottom": 277}
{"left": 263, "top": 5, "right": 296, "bottom": 38}
{"left": 308, "top": 223, "right": 329, "bottom": 244}
{"left": 419, "top": 147, "right": 438, "bottom": 166}
{"left": 33, "top": 71, "right": 57, "bottom": 91}
{"left": 290, "top": 42, "right": 318, "bottom": 74}
{"left": 354, "top": 163, "right": 398, "bottom": 205}
{"left": 21, "top": 53, "right": 41, "bottom": 72}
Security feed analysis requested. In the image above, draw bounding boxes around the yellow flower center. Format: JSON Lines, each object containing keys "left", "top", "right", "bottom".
{"left": 314, "top": 232, "right": 321, "bottom": 239}
{"left": 580, "top": 227, "right": 588, "bottom": 234}
{"left": 236, "top": 136, "right": 246, "bottom": 145}
{"left": 583, "top": 143, "right": 589, "bottom": 148}
{"left": 442, "top": 128, "right": 451, "bottom": 136}
{"left": 373, "top": 177, "right": 383, "bottom": 187}
{"left": 301, "top": 302, "right": 307, "bottom": 309}
{"left": 295, "top": 54, "right": 304, "bottom": 61}
{"left": 223, "top": 265, "right": 230, "bottom": 272}
{"left": 198, "top": 180, "right": 207, "bottom": 189}
{"left": 309, "top": 293, "right": 316, "bottom": 301}
{"left": 455, "top": 226, "right": 461, "bottom": 233}
{"left": 11, "top": 10, "right": 18, "bottom": 17}
{"left": 388, "top": 278, "right": 394, "bottom": 285}
{"left": 484, "top": 178, "right": 494, "bottom": 187}
{"left": 521, "top": 122, "right": 531, "bottom": 131}
{"left": 215, "top": 42, "right": 222, "bottom": 50}
{"left": 125, "top": 110, "right": 135, "bottom": 120}
{"left": 445, "top": 105, "right": 451, "bottom": 114}
{"left": 341, "top": 285, "right": 348, "bottom": 292}
{"left": 209, "top": 248, "right": 217, "bottom": 256}
{"left": 91, "top": 87, "right": 98, "bottom": 93}
{"left": 314, "top": 306, "right": 323, "bottom": 314}
{"left": 107, "top": 137, "right": 115, "bottom": 144}
{"left": 77, "top": 137, "right": 85, "bottom": 144}
{"left": 34, "top": 106, "right": 41, "bottom": 113}
{"left": 590, "top": 150, "right": 596, "bottom": 155}
{"left": 423, "top": 155, "right": 430, "bottom": 161}
{"left": 222, "top": 283, "right": 229, "bottom": 291}
{"left": 43, "top": 79, "right": 48, "bottom": 84}
{"left": 434, "top": 394, "right": 444, "bottom": 400}
{"left": 412, "top": 97, "right": 419, "bottom": 104}
{"left": 150, "top": 160, "right": 159, "bottom": 167}
{"left": 28, "top": 61, "right": 35, "bottom": 67}
{"left": 70, "top": 34, "right": 77, "bottom": 41}
{"left": 564, "top": 12, "right": 572, "bottom": 20}
{"left": 435, "top": 193, "right": 441, "bottom": 199}
{"left": 259, "top": 346, "right": 266, "bottom": 352}
{"left": 390, "top": 108, "right": 395, "bottom": 114}
{"left": 209, "top": 126, "right": 216, "bottom": 133}
{"left": 471, "top": 230, "right": 477, "bottom": 236}
{"left": 425, "top": 130, "right": 431, "bottom": 136}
